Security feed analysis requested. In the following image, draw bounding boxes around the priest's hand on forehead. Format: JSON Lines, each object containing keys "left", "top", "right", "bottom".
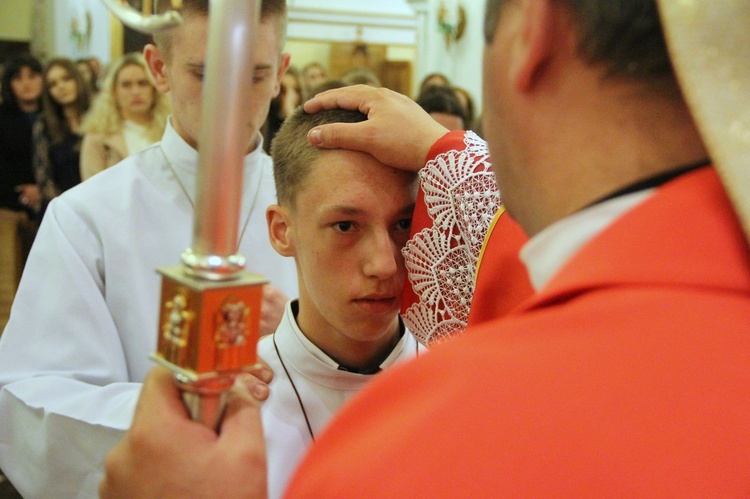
{"left": 304, "top": 85, "right": 450, "bottom": 173}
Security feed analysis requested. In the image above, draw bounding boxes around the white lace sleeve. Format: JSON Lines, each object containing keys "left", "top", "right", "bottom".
{"left": 402, "top": 131, "right": 501, "bottom": 344}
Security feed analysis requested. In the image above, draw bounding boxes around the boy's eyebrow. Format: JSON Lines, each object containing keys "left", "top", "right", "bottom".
{"left": 325, "top": 203, "right": 416, "bottom": 217}
{"left": 400, "top": 203, "right": 416, "bottom": 216}
{"left": 325, "top": 205, "right": 363, "bottom": 216}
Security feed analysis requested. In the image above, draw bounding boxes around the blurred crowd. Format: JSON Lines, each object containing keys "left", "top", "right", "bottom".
{"left": 263, "top": 62, "right": 478, "bottom": 153}
{"left": 0, "top": 53, "right": 171, "bottom": 266}
{"left": 1, "top": 50, "right": 476, "bottom": 270}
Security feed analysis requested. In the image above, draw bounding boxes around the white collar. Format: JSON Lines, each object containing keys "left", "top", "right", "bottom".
{"left": 520, "top": 189, "right": 655, "bottom": 291}
{"left": 160, "top": 117, "right": 266, "bottom": 177}
{"left": 274, "top": 300, "right": 416, "bottom": 388}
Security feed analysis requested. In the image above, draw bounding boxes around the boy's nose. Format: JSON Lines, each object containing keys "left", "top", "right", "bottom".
{"left": 362, "top": 231, "right": 399, "bottom": 279}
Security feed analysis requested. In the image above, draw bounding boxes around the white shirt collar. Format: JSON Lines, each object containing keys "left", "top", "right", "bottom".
{"left": 160, "top": 117, "right": 265, "bottom": 176}
{"left": 520, "top": 189, "right": 655, "bottom": 291}
{"left": 281, "top": 300, "right": 414, "bottom": 377}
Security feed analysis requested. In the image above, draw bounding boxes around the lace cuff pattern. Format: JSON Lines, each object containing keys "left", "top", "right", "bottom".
{"left": 402, "top": 131, "right": 500, "bottom": 344}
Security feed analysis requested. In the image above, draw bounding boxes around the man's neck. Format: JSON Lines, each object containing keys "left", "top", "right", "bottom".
{"left": 172, "top": 118, "right": 260, "bottom": 154}
{"left": 331, "top": 325, "right": 403, "bottom": 374}
{"left": 511, "top": 80, "right": 709, "bottom": 237}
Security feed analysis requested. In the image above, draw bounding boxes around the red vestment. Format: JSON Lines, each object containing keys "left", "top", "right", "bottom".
{"left": 288, "top": 166, "right": 750, "bottom": 496}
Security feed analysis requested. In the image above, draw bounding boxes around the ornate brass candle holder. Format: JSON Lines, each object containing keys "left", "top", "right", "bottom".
{"left": 153, "top": 266, "right": 266, "bottom": 429}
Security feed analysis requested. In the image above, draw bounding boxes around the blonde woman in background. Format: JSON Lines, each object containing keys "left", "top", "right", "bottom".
{"left": 80, "top": 53, "right": 169, "bottom": 180}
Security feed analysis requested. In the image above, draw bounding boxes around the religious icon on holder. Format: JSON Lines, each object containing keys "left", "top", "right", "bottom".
{"left": 154, "top": 266, "right": 265, "bottom": 381}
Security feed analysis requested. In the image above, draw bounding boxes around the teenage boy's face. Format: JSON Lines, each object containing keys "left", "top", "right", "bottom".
{"left": 274, "top": 150, "right": 416, "bottom": 361}
{"left": 147, "top": 13, "right": 289, "bottom": 151}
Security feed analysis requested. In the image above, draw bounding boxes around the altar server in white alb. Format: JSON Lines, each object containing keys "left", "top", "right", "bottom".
{"left": 0, "top": 1, "right": 297, "bottom": 497}
{"left": 260, "top": 107, "right": 423, "bottom": 498}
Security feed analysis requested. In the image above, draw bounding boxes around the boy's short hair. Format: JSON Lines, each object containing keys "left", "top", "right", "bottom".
{"left": 271, "top": 108, "right": 367, "bottom": 207}
{"left": 153, "top": 0, "right": 287, "bottom": 59}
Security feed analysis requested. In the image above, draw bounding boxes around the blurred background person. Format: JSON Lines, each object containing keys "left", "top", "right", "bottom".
{"left": 76, "top": 58, "right": 100, "bottom": 95}
{"left": 34, "top": 57, "right": 91, "bottom": 218}
{"left": 341, "top": 67, "right": 381, "bottom": 87}
{"left": 452, "top": 86, "right": 476, "bottom": 130}
{"left": 0, "top": 54, "right": 45, "bottom": 273}
{"left": 80, "top": 52, "right": 169, "bottom": 180}
{"left": 301, "top": 61, "right": 326, "bottom": 100}
{"left": 415, "top": 85, "right": 465, "bottom": 131}
{"left": 0, "top": 55, "right": 44, "bottom": 216}
{"left": 263, "top": 65, "right": 301, "bottom": 154}
{"left": 418, "top": 72, "right": 450, "bottom": 96}
{"left": 308, "top": 78, "right": 345, "bottom": 99}
{"left": 87, "top": 57, "right": 103, "bottom": 86}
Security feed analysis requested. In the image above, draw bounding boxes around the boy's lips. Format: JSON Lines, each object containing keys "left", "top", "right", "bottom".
{"left": 352, "top": 295, "right": 398, "bottom": 314}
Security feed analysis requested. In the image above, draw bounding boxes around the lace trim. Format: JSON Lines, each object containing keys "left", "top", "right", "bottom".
{"left": 402, "top": 131, "right": 501, "bottom": 344}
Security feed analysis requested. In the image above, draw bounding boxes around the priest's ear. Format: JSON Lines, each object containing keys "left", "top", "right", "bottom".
{"left": 266, "top": 205, "right": 295, "bottom": 257}
{"left": 511, "top": 0, "right": 561, "bottom": 92}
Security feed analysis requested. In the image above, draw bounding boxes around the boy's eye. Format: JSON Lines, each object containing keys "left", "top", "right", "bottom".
{"left": 395, "top": 218, "right": 413, "bottom": 231}
{"left": 333, "top": 221, "right": 354, "bottom": 233}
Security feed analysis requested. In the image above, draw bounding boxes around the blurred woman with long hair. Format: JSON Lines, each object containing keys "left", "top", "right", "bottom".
{"left": 80, "top": 52, "right": 169, "bottom": 179}
{"left": 34, "top": 57, "right": 91, "bottom": 216}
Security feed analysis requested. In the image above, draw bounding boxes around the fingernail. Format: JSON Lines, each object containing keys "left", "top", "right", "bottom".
{"left": 309, "top": 127, "right": 322, "bottom": 145}
{"left": 252, "top": 383, "right": 269, "bottom": 399}
{"left": 258, "top": 367, "right": 272, "bottom": 383}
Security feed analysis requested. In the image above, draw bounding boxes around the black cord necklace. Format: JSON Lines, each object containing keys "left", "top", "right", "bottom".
{"left": 273, "top": 332, "right": 316, "bottom": 441}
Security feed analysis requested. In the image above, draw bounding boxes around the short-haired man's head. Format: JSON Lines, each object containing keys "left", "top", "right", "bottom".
{"left": 153, "top": 0, "right": 287, "bottom": 60}
{"left": 484, "top": 0, "right": 676, "bottom": 93}
{"left": 271, "top": 108, "right": 367, "bottom": 207}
